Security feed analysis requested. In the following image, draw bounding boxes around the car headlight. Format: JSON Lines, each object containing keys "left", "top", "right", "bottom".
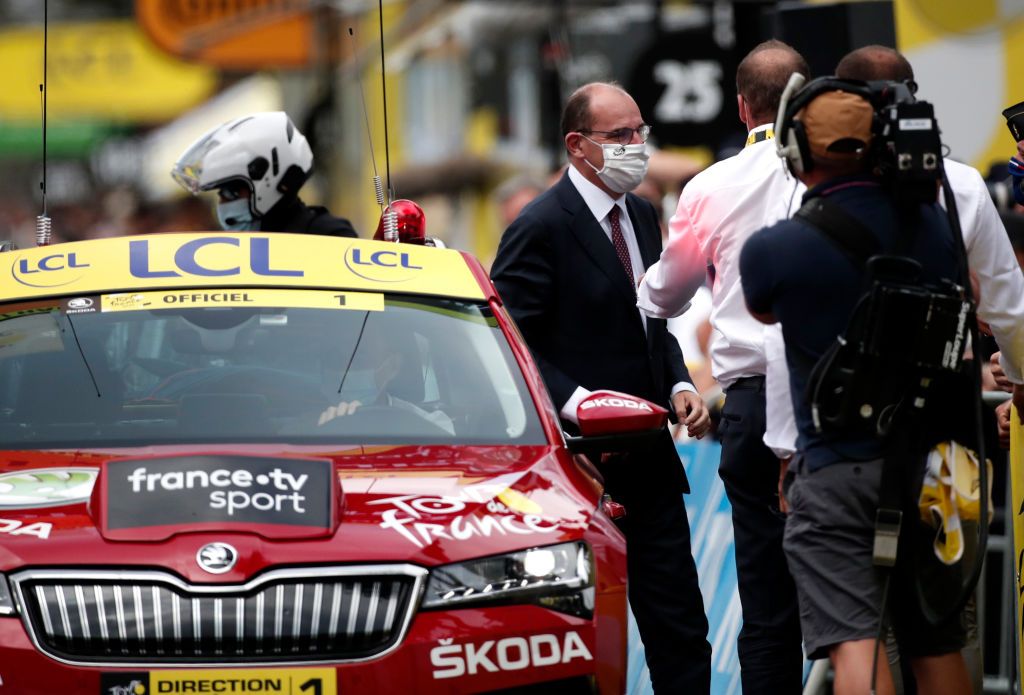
{"left": 422, "top": 541, "right": 594, "bottom": 618}
{"left": 0, "top": 574, "right": 17, "bottom": 616}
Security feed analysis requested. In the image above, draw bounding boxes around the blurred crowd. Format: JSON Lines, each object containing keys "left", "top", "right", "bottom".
{"left": 0, "top": 188, "right": 215, "bottom": 248}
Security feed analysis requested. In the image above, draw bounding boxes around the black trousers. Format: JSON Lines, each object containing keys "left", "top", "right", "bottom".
{"left": 613, "top": 462, "right": 712, "bottom": 693}
{"left": 718, "top": 377, "right": 803, "bottom": 693}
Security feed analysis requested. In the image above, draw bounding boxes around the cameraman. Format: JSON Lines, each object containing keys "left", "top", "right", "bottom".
{"left": 765, "top": 48, "right": 1024, "bottom": 469}
{"left": 740, "top": 84, "right": 969, "bottom": 693}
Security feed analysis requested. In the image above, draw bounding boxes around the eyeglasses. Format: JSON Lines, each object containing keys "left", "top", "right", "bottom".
{"left": 217, "top": 181, "right": 250, "bottom": 201}
{"left": 579, "top": 124, "right": 651, "bottom": 145}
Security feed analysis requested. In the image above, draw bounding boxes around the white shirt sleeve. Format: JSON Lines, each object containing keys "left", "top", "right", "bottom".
{"left": 670, "top": 381, "right": 698, "bottom": 397}
{"left": 762, "top": 323, "right": 798, "bottom": 459}
{"left": 636, "top": 190, "right": 706, "bottom": 318}
{"left": 951, "top": 164, "right": 1024, "bottom": 384}
{"left": 559, "top": 386, "right": 592, "bottom": 425}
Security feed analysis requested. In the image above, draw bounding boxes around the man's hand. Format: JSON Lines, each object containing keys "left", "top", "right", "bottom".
{"left": 1014, "top": 383, "right": 1024, "bottom": 425}
{"left": 997, "top": 400, "right": 1012, "bottom": 449}
{"left": 672, "top": 391, "right": 710, "bottom": 439}
{"left": 778, "top": 457, "right": 791, "bottom": 514}
{"left": 990, "top": 352, "right": 1014, "bottom": 393}
{"left": 317, "top": 400, "right": 363, "bottom": 426}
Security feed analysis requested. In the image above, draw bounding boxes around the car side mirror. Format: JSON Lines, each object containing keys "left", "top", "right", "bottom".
{"left": 566, "top": 390, "right": 668, "bottom": 456}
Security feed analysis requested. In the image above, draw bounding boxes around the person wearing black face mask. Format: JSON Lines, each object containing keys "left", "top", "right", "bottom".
{"left": 491, "top": 81, "right": 712, "bottom": 693}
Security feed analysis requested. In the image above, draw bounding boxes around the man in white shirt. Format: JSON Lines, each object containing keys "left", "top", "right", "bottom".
{"left": 635, "top": 41, "right": 810, "bottom": 693}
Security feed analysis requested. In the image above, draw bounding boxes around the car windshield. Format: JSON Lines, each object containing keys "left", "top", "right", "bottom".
{"left": 0, "top": 291, "right": 545, "bottom": 448}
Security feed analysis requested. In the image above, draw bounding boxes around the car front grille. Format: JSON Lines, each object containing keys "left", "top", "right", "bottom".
{"left": 10, "top": 565, "right": 425, "bottom": 666}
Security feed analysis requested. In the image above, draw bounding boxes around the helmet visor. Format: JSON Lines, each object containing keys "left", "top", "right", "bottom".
{"left": 170, "top": 132, "right": 222, "bottom": 195}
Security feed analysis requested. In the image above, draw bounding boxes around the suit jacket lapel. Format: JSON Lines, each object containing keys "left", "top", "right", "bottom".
{"left": 555, "top": 176, "right": 639, "bottom": 303}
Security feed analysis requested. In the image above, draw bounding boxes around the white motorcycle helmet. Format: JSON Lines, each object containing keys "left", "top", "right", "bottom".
{"left": 171, "top": 111, "right": 314, "bottom": 217}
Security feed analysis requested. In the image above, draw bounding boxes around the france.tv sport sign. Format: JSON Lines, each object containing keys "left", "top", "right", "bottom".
{"left": 103, "top": 456, "right": 333, "bottom": 538}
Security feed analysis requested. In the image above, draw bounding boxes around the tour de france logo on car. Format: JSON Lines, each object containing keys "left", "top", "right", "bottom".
{"left": 99, "top": 673, "right": 148, "bottom": 695}
{"left": 10, "top": 249, "right": 91, "bottom": 288}
{"left": 101, "top": 668, "right": 337, "bottom": 695}
{"left": 101, "top": 455, "right": 335, "bottom": 541}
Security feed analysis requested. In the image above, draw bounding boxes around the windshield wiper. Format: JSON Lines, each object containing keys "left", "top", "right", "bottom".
{"left": 336, "top": 311, "right": 370, "bottom": 395}
{"left": 61, "top": 311, "right": 101, "bottom": 398}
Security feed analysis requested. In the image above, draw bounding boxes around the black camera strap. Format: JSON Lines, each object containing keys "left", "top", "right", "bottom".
{"left": 794, "top": 197, "right": 881, "bottom": 270}
{"left": 794, "top": 196, "right": 914, "bottom": 516}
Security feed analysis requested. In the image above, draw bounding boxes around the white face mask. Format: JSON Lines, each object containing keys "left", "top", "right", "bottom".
{"left": 582, "top": 137, "right": 650, "bottom": 193}
{"left": 216, "top": 199, "right": 257, "bottom": 231}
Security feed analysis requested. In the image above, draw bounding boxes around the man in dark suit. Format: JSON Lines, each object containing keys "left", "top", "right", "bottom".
{"left": 491, "top": 82, "right": 712, "bottom": 693}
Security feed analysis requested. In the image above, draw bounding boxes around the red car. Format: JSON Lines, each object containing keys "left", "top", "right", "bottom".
{"left": 0, "top": 231, "right": 666, "bottom": 694}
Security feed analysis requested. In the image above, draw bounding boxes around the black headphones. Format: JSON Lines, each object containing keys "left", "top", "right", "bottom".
{"left": 774, "top": 75, "right": 874, "bottom": 175}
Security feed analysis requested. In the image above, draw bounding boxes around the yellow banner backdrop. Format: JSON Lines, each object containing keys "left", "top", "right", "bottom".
{"left": 894, "top": 0, "right": 1024, "bottom": 172}
{"left": 0, "top": 20, "right": 216, "bottom": 123}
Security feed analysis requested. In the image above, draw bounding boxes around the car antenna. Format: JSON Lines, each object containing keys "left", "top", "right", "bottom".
{"left": 348, "top": 26, "right": 387, "bottom": 221}
{"left": 36, "top": 0, "right": 52, "bottom": 247}
{"left": 376, "top": 0, "right": 398, "bottom": 242}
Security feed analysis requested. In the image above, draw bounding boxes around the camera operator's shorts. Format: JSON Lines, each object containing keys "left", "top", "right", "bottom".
{"left": 783, "top": 457, "right": 967, "bottom": 660}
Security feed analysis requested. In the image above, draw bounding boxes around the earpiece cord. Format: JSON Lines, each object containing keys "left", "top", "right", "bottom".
{"left": 787, "top": 177, "right": 799, "bottom": 215}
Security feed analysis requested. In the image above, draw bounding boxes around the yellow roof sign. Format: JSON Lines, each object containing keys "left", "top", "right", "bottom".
{"left": 0, "top": 233, "right": 486, "bottom": 303}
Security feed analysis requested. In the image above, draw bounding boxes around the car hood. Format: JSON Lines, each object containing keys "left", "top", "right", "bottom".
{"left": 0, "top": 444, "right": 599, "bottom": 583}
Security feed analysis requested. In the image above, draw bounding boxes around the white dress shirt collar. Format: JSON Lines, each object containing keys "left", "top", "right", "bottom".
{"left": 567, "top": 163, "right": 626, "bottom": 222}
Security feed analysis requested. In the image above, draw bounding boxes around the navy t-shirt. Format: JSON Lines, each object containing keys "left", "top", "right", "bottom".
{"left": 740, "top": 175, "right": 959, "bottom": 470}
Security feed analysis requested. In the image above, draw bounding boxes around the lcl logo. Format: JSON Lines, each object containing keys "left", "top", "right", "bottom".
{"left": 343, "top": 247, "right": 424, "bottom": 283}
{"left": 11, "top": 253, "right": 90, "bottom": 288}
{"left": 130, "top": 237, "right": 302, "bottom": 279}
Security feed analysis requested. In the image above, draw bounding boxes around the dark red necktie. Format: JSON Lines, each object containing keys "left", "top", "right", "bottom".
{"left": 608, "top": 206, "right": 635, "bottom": 293}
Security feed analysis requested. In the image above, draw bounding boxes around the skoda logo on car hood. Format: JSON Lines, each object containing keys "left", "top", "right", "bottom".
{"left": 196, "top": 542, "right": 238, "bottom": 574}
